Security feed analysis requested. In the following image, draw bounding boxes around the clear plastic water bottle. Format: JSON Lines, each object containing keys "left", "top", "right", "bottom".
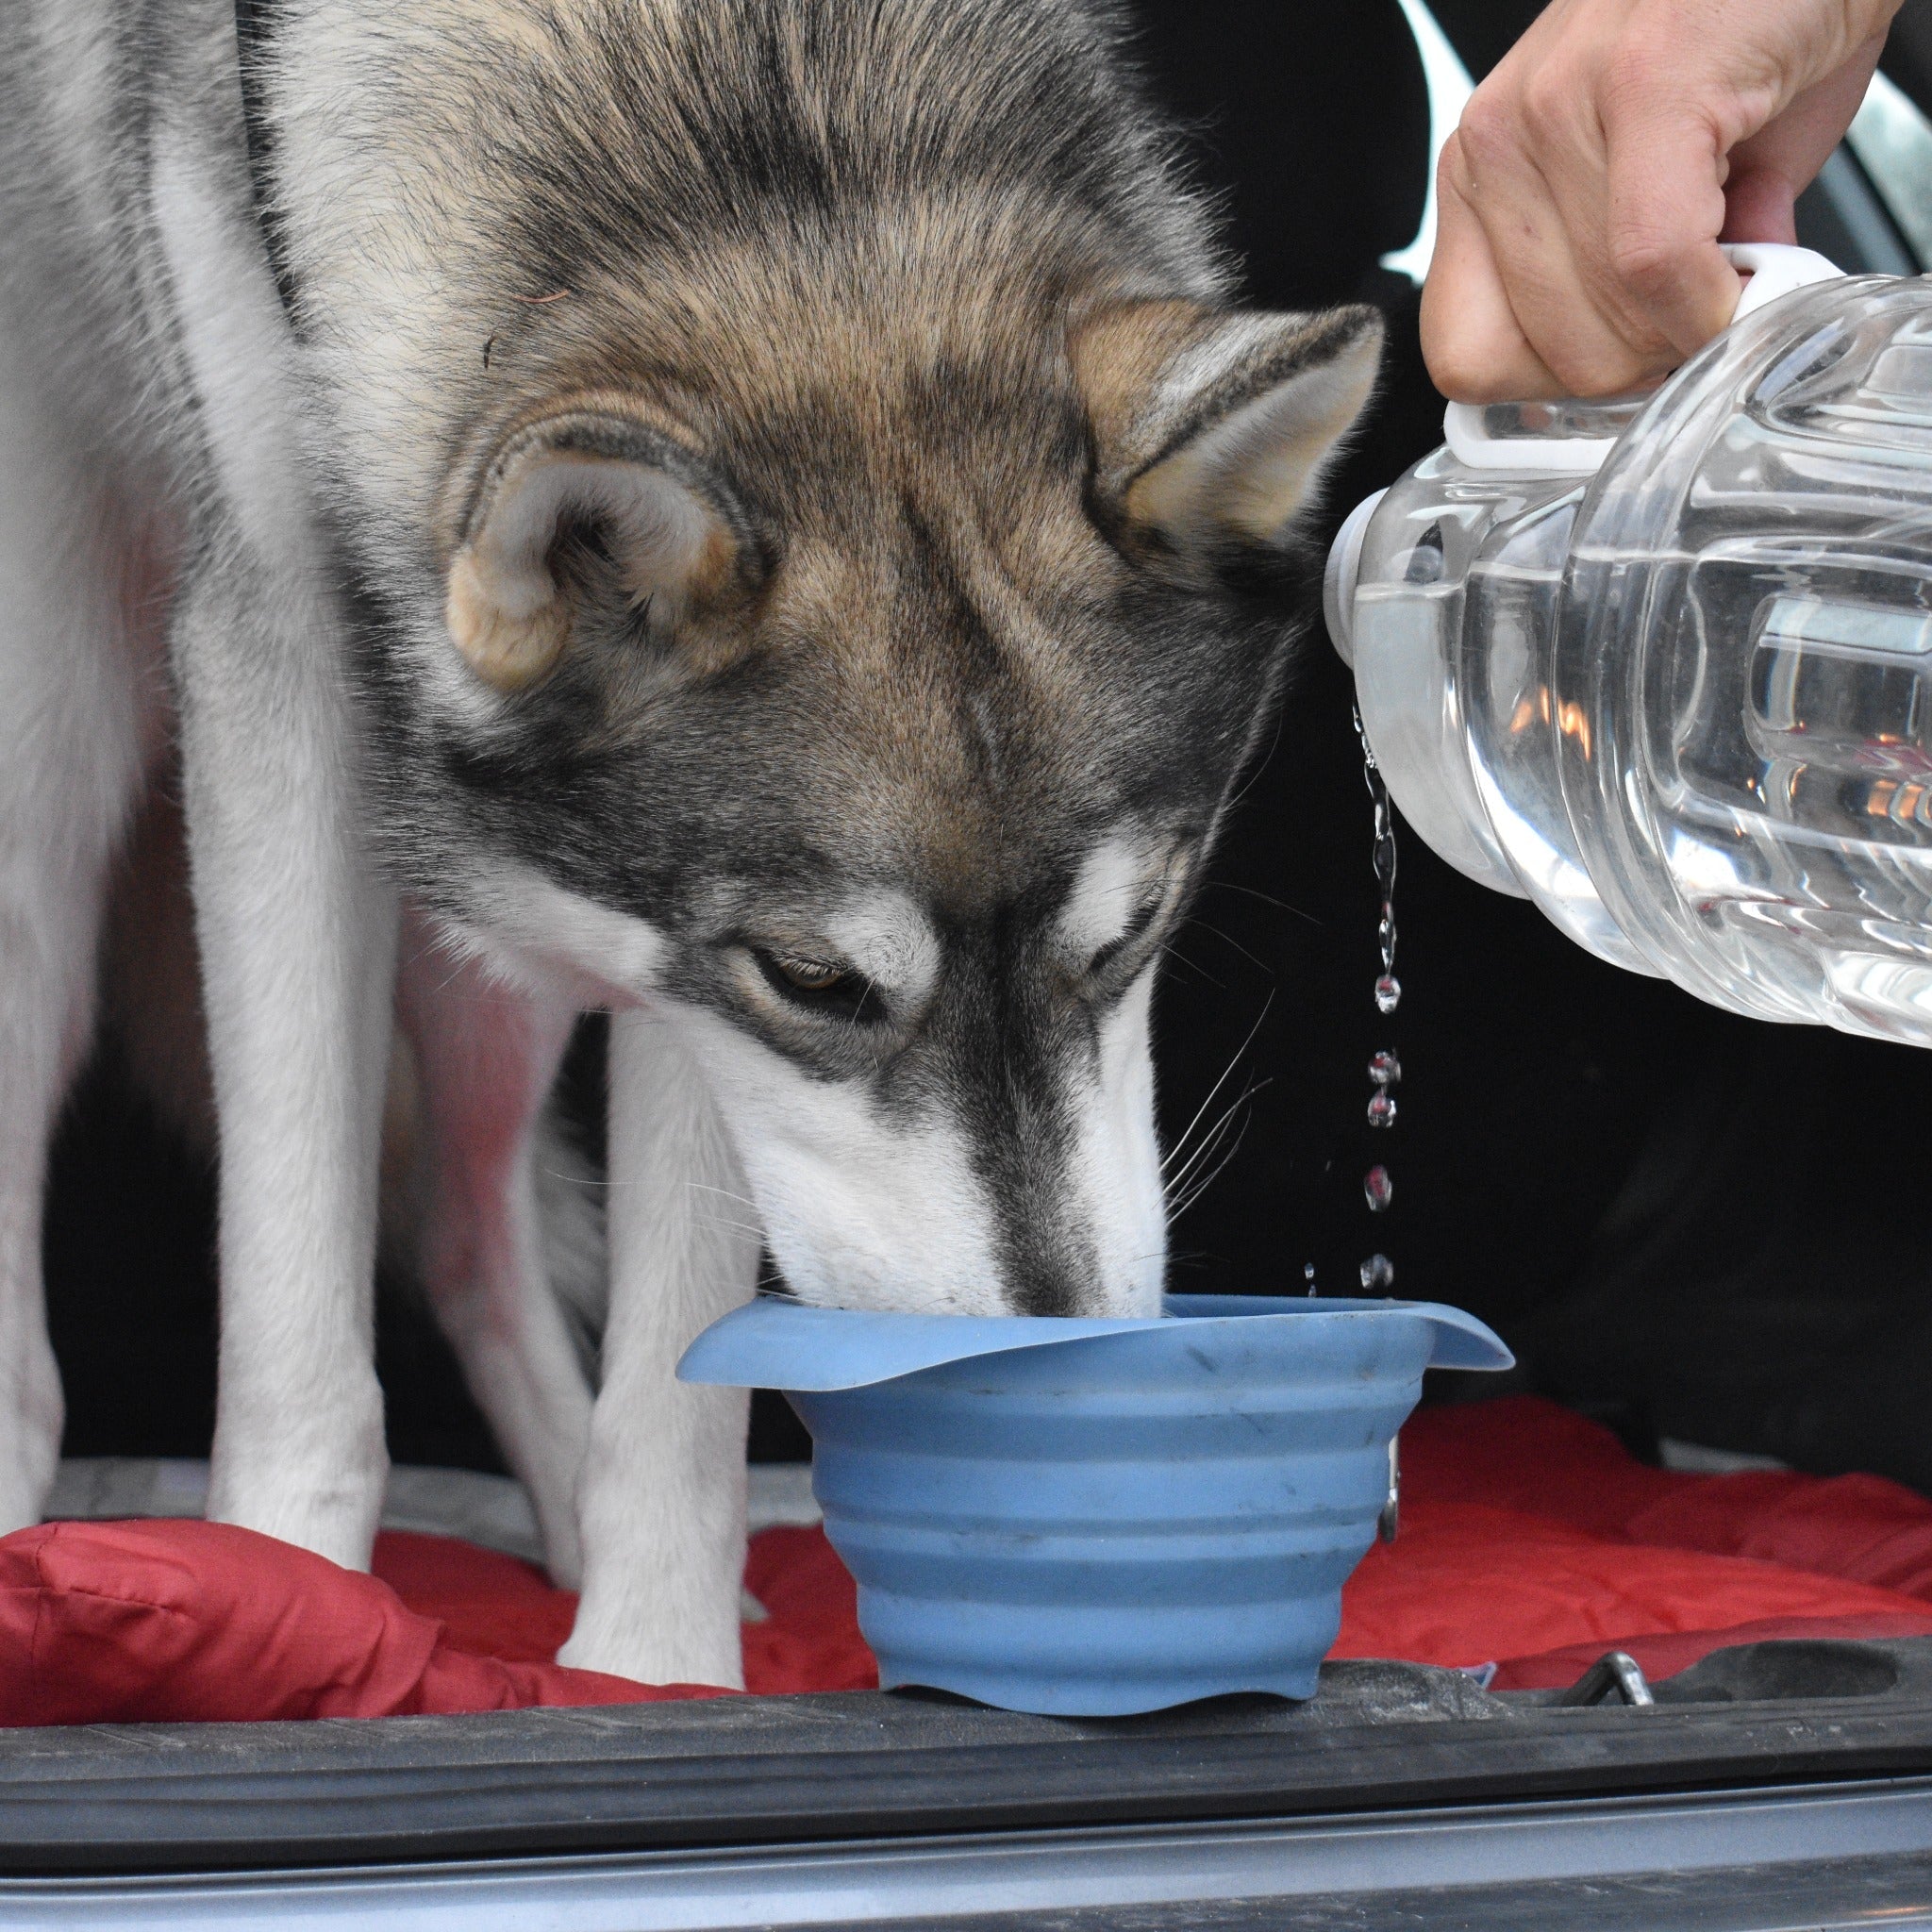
{"left": 1325, "top": 245, "right": 1932, "bottom": 1048}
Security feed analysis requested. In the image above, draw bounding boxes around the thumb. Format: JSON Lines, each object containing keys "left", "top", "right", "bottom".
{"left": 1719, "top": 32, "right": 1889, "bottom": 246}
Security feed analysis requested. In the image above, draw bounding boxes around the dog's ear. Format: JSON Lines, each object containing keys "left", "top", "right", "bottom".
{"left": 1072, "top": 302, "right": 1382, "bottom": 587}
{"left": 445, "top": 411, "right": 749, "bottom": 691}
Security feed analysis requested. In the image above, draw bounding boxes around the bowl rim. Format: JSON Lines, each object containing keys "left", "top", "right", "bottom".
{"left": 676, "top": 1291, "right": 1512, "bottom": 1391}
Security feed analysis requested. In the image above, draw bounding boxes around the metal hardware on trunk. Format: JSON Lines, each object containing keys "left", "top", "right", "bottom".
{"left": 1557, "top": 1651, "right": 1656, "bottom": 1708}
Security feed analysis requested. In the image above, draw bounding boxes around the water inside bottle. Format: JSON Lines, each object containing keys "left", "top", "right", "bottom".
{"left": 1555, "top": 286, "right": 1932, "bottom": 1043}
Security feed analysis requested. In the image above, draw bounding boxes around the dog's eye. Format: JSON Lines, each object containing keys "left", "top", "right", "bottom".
{"left": 750, "top": 946, "right": 883, "bottom": 1021}
{"left": 1087, "top": 894, "right": 1165, "bottom": 980}
{"left": 773, "top": 953, "right": 844, "bottom": 992}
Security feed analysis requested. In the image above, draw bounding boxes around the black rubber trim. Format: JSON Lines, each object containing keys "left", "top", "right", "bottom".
{"left": 7, "top": 1647, "right": 1932, "bottom": 1874}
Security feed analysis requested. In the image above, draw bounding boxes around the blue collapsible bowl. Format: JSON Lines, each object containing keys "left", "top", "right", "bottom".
{"left": 679, "top": 1292, "right": 1511, "bottom": 1716}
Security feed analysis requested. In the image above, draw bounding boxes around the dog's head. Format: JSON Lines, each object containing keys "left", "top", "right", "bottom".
{"left": 408, "top": 291, "right": 1377, "bottom": 1316}
{"left": 274, "top": 0, "right": 1381, "bottom": 1315}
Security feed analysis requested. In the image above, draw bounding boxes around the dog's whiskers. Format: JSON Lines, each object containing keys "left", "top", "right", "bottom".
{"left": 1168, "top": 1088, "right": 1263, "bottom": 1221}
{"left": 1158, "top": 941, "right": 1226, "bottom": 990}
{"left": 691, "top": 1211, "right": 767, "bottom": 1242}
{"left": 1187, "top": 917, "right": 1275, "bottom": 978}
{"left": 1204, "top": 879, "right": 1324, "bottom": 927}
{"left": 1162, "top": 993, "right": 1273, "bottom": 1178}
{"left": 1166, "top": 1075, "right": 1268, "bottom": 1208}
{"left": 684, "top": 1179, "right": 760, "bottom": 1213}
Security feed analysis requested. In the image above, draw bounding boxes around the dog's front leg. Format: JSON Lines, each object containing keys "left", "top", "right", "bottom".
{"left": 558, "top": 1008, "right": 757, "bottom": 1688}
{"left": 176, "top": 566, "right": 398, "bottom": 1570}
{"left": 393, "top": 913, "right": 594, "bottom": 1587}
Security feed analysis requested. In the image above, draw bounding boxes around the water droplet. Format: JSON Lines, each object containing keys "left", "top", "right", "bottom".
{"left": 1366, "top": 1091, "right": 1397, "bottom": 1128}
{"left": 1303, "top": 1261, "right": 1317, "bottom": 1297}
{"left": 1369, "top": 1050, "right": 1401, "bottom": 1088}
{"left": 1360, "top": 1253, "right": 1396, "bottom": 1293}
{"left": 1364, "top": 1165, "right": 1392, "bottom": 1211}
{"left": 1374, "top": 974, "right": 1401, "bottom": 1014}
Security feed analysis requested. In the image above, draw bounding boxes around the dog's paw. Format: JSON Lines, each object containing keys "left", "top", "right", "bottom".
{"left": 557, "top": 1597, "right": 747, "bottom": 1690}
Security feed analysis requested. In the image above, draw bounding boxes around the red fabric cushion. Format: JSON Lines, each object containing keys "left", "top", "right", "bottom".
{"left": 1333, "top": 1397, "right": 1932, "bottom": 1688}
{"left": 368, "top": 1523, "right": 877, "bottom": 1695}
{"left": 10, "top": 1396, "right": 1932, "bottom": 1724}
{"left": 1332, "top": 1499, "right": 1932, "bottom": 1685}
{"left": 0, "top": 1519, "right": 711, "bottom": 1724}
{"left": 740, "top": 1524, "right": 878, "bottom": 1694}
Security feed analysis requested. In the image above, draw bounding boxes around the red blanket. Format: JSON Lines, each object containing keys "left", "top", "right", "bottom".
{"left": 1336, "top": 1398, "right": 1932, "bottom": 1688}
{"left": 8, "top": 1396, "right": 1932, "bottom": 1723}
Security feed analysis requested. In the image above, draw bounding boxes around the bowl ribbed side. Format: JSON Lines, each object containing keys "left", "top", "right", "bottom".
{"left": 861, "top": 1594, "right": 1341, "bottom": 1715}
{"left": 791, "top": 1320, "right": 1429, "bottom": 1715}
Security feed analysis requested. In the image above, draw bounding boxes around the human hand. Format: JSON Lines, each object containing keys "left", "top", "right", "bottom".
{"left": 1422, "top": 0, "right": 1902, "bottom": 401}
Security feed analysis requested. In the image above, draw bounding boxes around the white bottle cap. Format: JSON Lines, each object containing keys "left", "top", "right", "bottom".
{"left": 1324, "top": 488, "right": 1386, "bottom": 665}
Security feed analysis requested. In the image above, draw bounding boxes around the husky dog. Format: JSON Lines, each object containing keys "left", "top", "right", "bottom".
{"left": 0, "top": 0, "right": 1378, "bottom": 1684}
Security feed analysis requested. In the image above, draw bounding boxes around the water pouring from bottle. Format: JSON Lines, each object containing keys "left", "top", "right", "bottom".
{"left": 1357, "top": 705, "right": 1401, "bottom": 1298}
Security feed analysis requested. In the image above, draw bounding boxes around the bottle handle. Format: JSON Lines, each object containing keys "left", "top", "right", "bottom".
{"left": 1441, "top": 242, "right": 1846, "bottom": 475}
{"left": 1441, "top": 402, "right": 1621, "bottom": 475}
{"left": 1724, "top": 242, "right": 1845, "bottom": 319}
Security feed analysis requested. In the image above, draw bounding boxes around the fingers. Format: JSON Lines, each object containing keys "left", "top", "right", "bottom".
{"left": 1460, "top": 62, "right": 1717, "bottom": 397}
{"left": 1422, "top": 0, "right": 1902, "bottom": 406}
{"left": 1419, "top": 140, "right": 1563, "bottom": 403}
{"left": 1427, "top": 7, "right": 1736, "bottom": 399}
{"left": 1595, "top": 84, "right": 1743, "bottom": 358}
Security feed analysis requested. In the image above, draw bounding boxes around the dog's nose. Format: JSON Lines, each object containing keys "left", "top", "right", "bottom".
{"left": 1000, "top": 1240, "right": 1120, "bottom": 1318}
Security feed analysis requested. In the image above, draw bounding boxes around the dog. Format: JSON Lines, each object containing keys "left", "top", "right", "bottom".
{"left": 0, "top": 0, "right": 1380, "bottom": 1685}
